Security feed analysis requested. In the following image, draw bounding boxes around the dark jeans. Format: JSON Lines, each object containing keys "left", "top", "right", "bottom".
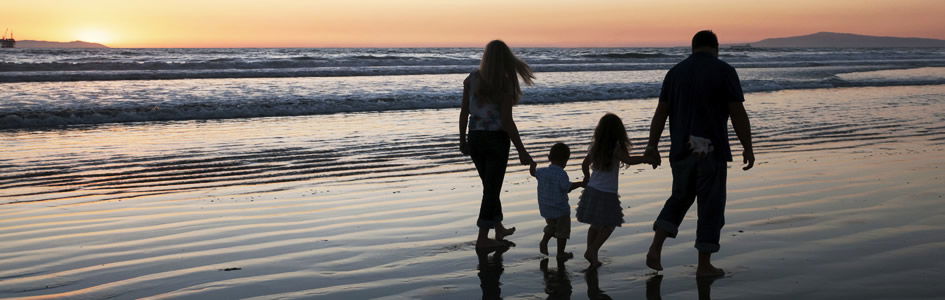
{"left": 653, "top": 154, "right": 727, "bottom": 253}
{"left": 468, "top": 130, "right": 510, "bottom": 229}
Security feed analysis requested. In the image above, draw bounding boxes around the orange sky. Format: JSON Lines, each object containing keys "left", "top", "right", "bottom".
{"left": 4, "top": 0, "right": 944, "bottom": 48}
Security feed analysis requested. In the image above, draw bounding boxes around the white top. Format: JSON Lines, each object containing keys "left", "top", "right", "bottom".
{"left": 466, "top": 71, "right": 503, "bottom": 132}
{"left": 587, "top": 160, "right": 619, "bottom": 194}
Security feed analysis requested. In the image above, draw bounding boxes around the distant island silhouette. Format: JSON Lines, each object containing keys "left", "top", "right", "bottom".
{"left": 15, "top": 40, "right": 109, "bottom": 48}
{"left": 7, "top": 32, "right": 945, "bottom": 49}
{"left": 749, "top": 32, "right": 945, "bottom": 48}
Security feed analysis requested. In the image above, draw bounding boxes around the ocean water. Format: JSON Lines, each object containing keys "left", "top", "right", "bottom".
{"left": 1, "top": 47, "right": 945, "bottom": 129}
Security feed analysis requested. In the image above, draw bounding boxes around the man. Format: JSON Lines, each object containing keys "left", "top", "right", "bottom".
{"left": 643, "top": 30, "right": 755, "bottom": 277}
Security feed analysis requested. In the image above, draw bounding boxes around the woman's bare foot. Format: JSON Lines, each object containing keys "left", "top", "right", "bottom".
{"left": 495, "top": 226, "right": 516, "bottom": 240}
{"left": 475, "top": 238, "right": 507, "bottom": 249}
{"left": 584, "top": 251, "right": 602, "bottom": 269}
{"left": 646, "top": 248, "right": 663, "bottom": 271}
{"left": 539, "top": 240, "right": 549, "bottom": 255}
{"left": 696, "top": 264, "right": 724, "bottom": 277}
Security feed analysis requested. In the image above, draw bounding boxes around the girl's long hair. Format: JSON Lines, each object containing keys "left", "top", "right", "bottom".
{"left": 589, "top": 113, "right": 631, "bottom": 171}
{"left": 476, "top": 40, "right": 535, "bottom": 105}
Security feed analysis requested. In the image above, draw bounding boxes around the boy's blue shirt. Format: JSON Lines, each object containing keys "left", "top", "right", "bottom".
{"left": 535, "top": 164, "right": 571, "bottom": 219}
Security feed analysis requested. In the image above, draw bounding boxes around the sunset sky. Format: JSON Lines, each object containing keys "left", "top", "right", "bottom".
{"left": 4, "top": 0, "right": 944, "bottom": 48}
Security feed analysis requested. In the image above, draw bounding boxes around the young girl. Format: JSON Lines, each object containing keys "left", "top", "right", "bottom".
{"left": 459, "top": 40, "right": 535, "bottom": 249}
{"left": 578, "top": 113, "right": 656, "bottom": 268}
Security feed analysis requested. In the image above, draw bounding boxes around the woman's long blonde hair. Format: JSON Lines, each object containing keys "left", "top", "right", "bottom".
{"left": 476, "top": 40, "right": 535, "bottom": 105}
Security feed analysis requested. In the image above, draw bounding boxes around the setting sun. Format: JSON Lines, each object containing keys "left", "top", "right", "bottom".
{"left": 74, "top": 28, "right": 111, "bottom": 44}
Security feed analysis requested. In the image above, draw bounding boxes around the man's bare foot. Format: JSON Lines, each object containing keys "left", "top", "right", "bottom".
{"left": 646, "top": 248, "right": 663, "bottom": 271}
{"left": 495, "top": 226, "right": 516, "bottom": 240}
{"left": 475, "top": 238, "right": 507, "bottom": 249}
{"left": 696, "top": 264, "right": 724, "bottom": 277}
{"left": 539, "top": 241, "right": 549, "bottom": 255}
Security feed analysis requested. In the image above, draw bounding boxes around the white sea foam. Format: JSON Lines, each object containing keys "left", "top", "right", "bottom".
{"left": 1, "top": 48, "right": 944, "bottom": 129}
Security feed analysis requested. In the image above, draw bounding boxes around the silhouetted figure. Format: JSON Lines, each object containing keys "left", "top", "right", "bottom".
{"left": 529, "top": 143, "right": 584, "bottom": 260}
{"left": 539, "top": 258, "right": 572, "bottom": 299}
{"left": 643, "top": 30, "right": 755, "bottom": 277}
{"left": 583, "top": 267, "right": 612, "bottom": 300}
{"left": 578, "top": 113, "right": 658, "bottom": 268}
{"left": 477, "top": 246, "right": 510, "bottom": 299}
{"left": 460, "top": 40, "right": 536, "bottom": 249}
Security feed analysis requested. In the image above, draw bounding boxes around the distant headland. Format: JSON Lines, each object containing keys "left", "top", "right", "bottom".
{"left": 748, "top": 32, "right": 945, "bottom": 48}
{"left": 6, "top": 32, "right": 945, "bottom": 49}
{"left": 14, "top": 40, "right": 109, "bottom": 48}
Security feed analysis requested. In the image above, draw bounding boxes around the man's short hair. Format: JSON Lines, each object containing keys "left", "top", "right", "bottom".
{"left": 549, "top": 142, "right": 570, "bottom": 162}
{"left": 692, "top": 30, "right": 719, "bottom": 50}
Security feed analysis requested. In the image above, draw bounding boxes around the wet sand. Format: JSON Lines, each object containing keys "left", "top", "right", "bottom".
{"left": 1, "top": 85, "right": 944, "bottom": 299}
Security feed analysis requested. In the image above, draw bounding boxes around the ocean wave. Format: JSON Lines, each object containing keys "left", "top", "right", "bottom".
{"left": 3, "top": 76, "right": 944, "bottom": 130}
{"left": 291, "top": 56, "right": 322, "bottom": 61}
{"left": 352, "top": 55, "right": 407, "bottom": 60}
{"left": 581, "top": 52, "right": 676, "bottom": 59}
{"left": 3, "top": 60, "right": 944, "bottom": 83}
{"left": 3, "top": 47, "right": 943, "bottom": 83}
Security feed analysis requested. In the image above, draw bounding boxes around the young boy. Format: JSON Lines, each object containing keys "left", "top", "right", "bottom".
{"left": 530, "top": 142, "right": 584, "bottom": 260}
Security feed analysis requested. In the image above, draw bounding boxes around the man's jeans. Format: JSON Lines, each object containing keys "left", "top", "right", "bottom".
{"left": 653, "top": 154, "right": 727, "bottom": 253}
{"left": 468, "top": 130, "right": 510, "bottom": 229}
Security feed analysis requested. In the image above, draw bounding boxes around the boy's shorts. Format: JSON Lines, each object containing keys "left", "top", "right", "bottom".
{"left": 543, "top": 215, "right": 571, "bottom": 240}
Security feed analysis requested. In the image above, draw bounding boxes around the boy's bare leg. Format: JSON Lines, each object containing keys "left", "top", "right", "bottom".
{"left": 696, "top": 252, "right": 724, "bottom": 277}
{"left": 647, "top": 229, "right": 668, "bottom": 271}
{"left": 539, "top": 232, "right": 552, "bottom": 255}
{"left": 556, "top": 237, "right": 573, "bottom": 260}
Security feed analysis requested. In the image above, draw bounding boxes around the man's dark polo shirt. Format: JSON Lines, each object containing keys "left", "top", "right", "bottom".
{"left": 659, "top": 52, "right": 745, "bottom": 162}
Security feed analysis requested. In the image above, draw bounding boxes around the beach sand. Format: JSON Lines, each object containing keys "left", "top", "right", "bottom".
{"left": 1, "top": 85, "right": 944, "bottom": 299}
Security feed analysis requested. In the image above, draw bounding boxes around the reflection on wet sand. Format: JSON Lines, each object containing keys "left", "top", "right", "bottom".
{"left": 646, "top": 274, "right": 663, "bottom": 300}
{"left": 540, "top": 258, "right": 573, "bottom": 299}
{"left": 697, "top": 275, "right": 722, "bottom": 300}
{"left": 476, "top": 247, "right": 508, "bottom": 300}
{"left": 476, "top": 246, "right": 722, "bottom": 300}
{"left": 645, "top": 273, "right": 723, "bottom": 300}
{"left": 584, "top": 267, "right": 612, "bottom": 300}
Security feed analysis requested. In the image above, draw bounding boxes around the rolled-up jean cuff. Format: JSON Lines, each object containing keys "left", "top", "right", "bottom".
{"left": 695, "top": 242, "right": 720, "bottom": 253}
{"left": 477, "top": 217, "right": 501, "bottom": 229}
{"left": 653, "top": 219, "right": 679, "bottom": 238}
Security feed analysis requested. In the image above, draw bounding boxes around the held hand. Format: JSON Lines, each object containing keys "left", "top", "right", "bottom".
{"left": 742, "top": 149, "right": 755, "bottom": 171}
{"left": 647, "top": 156, "right": 661, "bottom": 166}
{"left": 644, "top": 146, "right": 661, "bottom": 169}
{"left": 518, "top": 151, "right": 533, "bottom": 166}
{"left": 459, "top": 141, "right": 469, "bottom": 156}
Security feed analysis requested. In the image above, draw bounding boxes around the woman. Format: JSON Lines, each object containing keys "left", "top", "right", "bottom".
{"left": 459, "top": 40, "right": 535, "bottom": 249}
